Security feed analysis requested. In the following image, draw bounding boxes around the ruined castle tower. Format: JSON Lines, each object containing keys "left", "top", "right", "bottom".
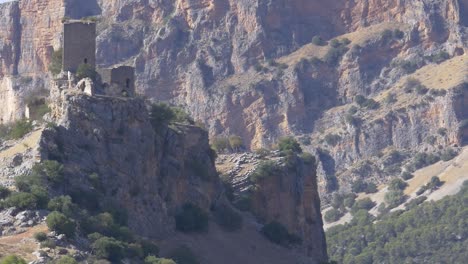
{"left": 62, "top": 21, "right": 96, "bottom": 72}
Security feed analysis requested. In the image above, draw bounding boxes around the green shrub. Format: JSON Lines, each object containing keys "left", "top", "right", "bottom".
{"left": 0, "top": 186, "right": 11, "bottom": 199}
{"left": 277, "top": 137, "right": 302, "bottom": 154}
{"left": 250, "top": 161, "right": 281, "bottom": 182}
{"left": 324, "top": 208, "right": 344, "bottom": 223}
{"left": 213, "top": 205, "right": 243, "bottom": 232}
{"left": 352, "top": 198, "right": 376, "bottom": 212}
{"left": 228, "top": 135, "right": 243, "bottom": 152}
{"left": 324, "top": 46, "right": 349, "bottom": 65}
{"left": 169, "top": 246, "right": 200, "bottom": 264}
{"left": 46, "top": 211, "right": 76, "bottom": 237}
{"left": 211, "top": 137, "right": 229, "bottom": 153}
{"left": 47, "top": 196, "right": 78, "bottom": 217}
{"left": 343, "top": 193, "right": 357, "bottom": 208}
{"left": 9, "top": 120, "right": 33, "bottom": 140}
{"left": 33, "top": 232, "right": 48, "bottom": 242}
{"left": 261, "top": 221, "right": 301, "bottom": 246}
{"left": 312, "top": 35, "right": 326, "bottom": 46}
{"left": 427, "top": 51, "right": 450, "bottom": 64}
{"left": 76, "top": 63, "right": 97, "bottom": 81}
{"left": 140, "top": 239, "right": 160, "bottom": 258}
{"left": 5, "top": 192, "right": 38, "bottom": 209}
{"left": 145, "top": 256, "right": 176, "bottom": 264}
{"left": 330, "top": 39, "right": 341, "bottom": 48}
{"left": 384, "top": 190, "right": 407, "bottom": 208}
{"left": 175, "top": 203, "right": 209, "bottom": 233}
{"left": 388, "top": 178, "right": 408, "bottom": 191}
{"left": 300, "top": 152, "right": 315, "bottom": 164}
{"left": 440, "top": 148, "right": 457, "bottom": 161}
{"left": 351, "top": 179, "right": 377, "bottom": 194}
{"left": 49, "top": 48, "right": 63, "bottom": 75}
{"left": 37, "top": 160, "right": 64, "bottom": 184}
{"left": 331, "top": 193, "right": 345, "bottom": 209}
{"left": 401, "top": 171, "right": 414, "bottom": 180}
{"left": 0, "top": 255, "right": 27, "bottom": 264}
{"left": 40, "top": 239, "right": 56, "bottom": 249}
{"left": 149, "top": 103, "right": 193, "bottom": 131}
{"left": 91, "top": 236, "right": 127, "bottom": 262}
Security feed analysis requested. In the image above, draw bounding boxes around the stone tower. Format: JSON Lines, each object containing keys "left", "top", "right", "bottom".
{"left": 62, "top": 21, "right": 96, "bottom": 72}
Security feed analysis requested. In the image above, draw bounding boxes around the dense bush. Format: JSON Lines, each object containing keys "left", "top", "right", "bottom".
{"left": 324, "top": 208, "right": 344, "bottom": 223}
{"left": 327, "top": 182, "right": 468, "bottom": 264}
{"left": 169, "top": 246, "right": 200, "bottom": 264}
{"left": 175, "top": 203, "right": 209, "bottom": 233}
{"left": 46, "top": 211, "right": 76, "bottom": 237}
{"left": 354, "top": 95, "right": 380, "bottom": 109}
{"left": 351, "top": 179, "right": 378, "bottom": 194}
{"left": 250, "top": 161, "right": 282, "bottom": 182}
{"left": 352, "top": 198, "right": 376, "bottom": 212}
{"left": 427, "top": 51, "right": 450, "bottom": 64}
{"left": 401, "top": 171, "right": 414, "bottom": 180}
{"left": 213, "top": 205, "right": 243, "bottom": 232}
{"left": 149, "top": 103, "right": 194, "bottom": 132}
{"left": 384, "top": 190, "right": 407, "bottom": 208}
{"left": 440, "top": 148, "right": 457, "bottom": 161}
{"left": 76, "top": 63, "right": 97, "bottom": 81}
{"left": 324, "top": 46, "right": 349, "bottom": 65}
{"left": 311, "top": 35, "right": 326, "bottom": 46}
{"left": 33, "top": 232, "right": 48, "bottom": 242}
{"left": 277, "top": 137, "right": 302, "bottom": 154}
{"left": 91, "top": 236, "right": 127, "bottom": 262}
{"left": 261, "top": 221, "right": 302, "bottom": 246}
{"left": 4, "top": 192, "right": 38, "bottom": 210}
{"left": 8, "top": 120, "right": 33, "bottom": 140}
{"left": 0, "top": 186, "right": 11, "bottom": 199}
{"left": 407, "top": 152, "right": 440, "bottom": 171}
{"left": 0, "top": 255, "right": 27, "bottom": 264}
{"left": 388, "top": 178, "right": 408, "bottom": 191}
{"left": 49, "top": 48, "right": 63, "bottom": 75}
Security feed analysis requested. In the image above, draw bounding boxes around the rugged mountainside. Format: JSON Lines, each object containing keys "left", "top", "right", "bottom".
{"left": 0, "top": 78, "right": 328, "bottom": 263}
{"left": 0, "top": 0, "right": 467, "bottom": 199}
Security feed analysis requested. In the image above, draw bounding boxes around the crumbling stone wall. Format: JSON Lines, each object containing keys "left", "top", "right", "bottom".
{"left": 99, "top": 66, "right": 135, "bottom": 97}
{"left": 62, "top": 21, "right": 96, "bottom": 72}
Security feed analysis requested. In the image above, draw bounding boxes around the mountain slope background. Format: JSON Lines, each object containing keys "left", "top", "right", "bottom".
{"left": 0, "top": 0, "right": 467, "bottom": 200}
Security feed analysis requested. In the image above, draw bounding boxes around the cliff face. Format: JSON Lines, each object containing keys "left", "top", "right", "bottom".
{"left": 216, "top": 152, "right": 327, "bottom": 261}
{"left": 41, "top": 86, "right": 220, "bottom": 238}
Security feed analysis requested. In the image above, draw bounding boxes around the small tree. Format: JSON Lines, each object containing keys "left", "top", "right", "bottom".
{"left": 49, "top": 48, "right": 63, "bottom": 75}
{"left": 46, "top": 211, "right": 76, "bottom": 237}
{"left": 388, "top": 178, "right": 408, "bottom": 191}
{"left": 228, "top": 135, "right": 243, "bottom": 152}
{"left": 312, "top": 36, "right": 326, "bottom": 46}
{"left": 76, "top": 63, "right": 97, "bottom": 81}
{"left": 277, "top": 137, "right": 302, "bottom": 154}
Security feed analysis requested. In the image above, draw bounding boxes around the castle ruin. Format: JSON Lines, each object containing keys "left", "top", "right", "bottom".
{"left": 59, "top": 20, "right": 135, "bottom": 97}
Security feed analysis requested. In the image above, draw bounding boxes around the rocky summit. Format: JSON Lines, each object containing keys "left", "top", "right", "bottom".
{"left": 0, "top": 0, "right": 467, "bottom": 264}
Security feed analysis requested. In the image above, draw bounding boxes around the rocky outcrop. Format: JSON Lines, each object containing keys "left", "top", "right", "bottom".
{"left": 217, "top": 152, "right": 327, "bottom": 261}
{"left": 40, "top": 87, "right": 220, "bottom": 238}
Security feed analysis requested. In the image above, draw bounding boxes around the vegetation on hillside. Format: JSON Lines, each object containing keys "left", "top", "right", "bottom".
{"left": 327, "top": 181, "right": 468, "bottom": 263}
